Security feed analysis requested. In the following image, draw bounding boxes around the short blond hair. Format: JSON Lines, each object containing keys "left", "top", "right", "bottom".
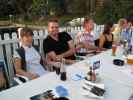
{"left": 48, "top": 18, "right": 58, "bottom": 25}
{"left": 83, "top": 17, "right": 92, "bottom": 27}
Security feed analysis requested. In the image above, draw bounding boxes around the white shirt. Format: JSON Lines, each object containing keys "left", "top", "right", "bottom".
{"left": 76, "top": 31, "right": 95, "bottom": 53}
{"left": 14, "top": 45, "right": 47, "bottom": 76}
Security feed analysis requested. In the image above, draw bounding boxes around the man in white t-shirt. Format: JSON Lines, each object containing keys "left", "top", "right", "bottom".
{"left": 75, "top": 17, "right": 97, "bottom": 53}
{"left": 14, "top": 28, "right": 47, "bottom": 80}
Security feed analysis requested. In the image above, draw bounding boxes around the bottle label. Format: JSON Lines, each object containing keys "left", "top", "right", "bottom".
{"left": 93, "top": 60, "right": 100, "bottom": 70}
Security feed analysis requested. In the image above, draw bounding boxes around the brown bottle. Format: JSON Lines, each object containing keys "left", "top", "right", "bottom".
{"left": 89, "top": 67, "right": 96, "bottom": 82}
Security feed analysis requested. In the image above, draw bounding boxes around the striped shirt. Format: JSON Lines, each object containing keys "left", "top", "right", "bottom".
{"left": 76, "top": 31, "right": 95, "bottom": 53}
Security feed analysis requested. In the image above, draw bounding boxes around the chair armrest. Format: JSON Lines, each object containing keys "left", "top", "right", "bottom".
{"left": 16, "top": 74, "right": 29, "bottom": 81}
{"left": 13, "top": 77, "right": 23, "bottom": 85}
{"left": 13, "top": 75, "right": 29, "bottom": 85}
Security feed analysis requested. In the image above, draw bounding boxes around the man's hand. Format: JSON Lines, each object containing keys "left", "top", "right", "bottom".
{"left": 56, "top": 54, "right": 63, "bottom": 61}
{"left": 25, "top": 72, "right": 39, "bottom": 80}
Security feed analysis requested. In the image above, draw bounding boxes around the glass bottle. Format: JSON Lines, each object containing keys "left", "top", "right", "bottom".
{"left": 89, "top": 67, "right": 96, "bottom": 82}
{"left": 60, "top": 59, "right": 67, "bottom": 81}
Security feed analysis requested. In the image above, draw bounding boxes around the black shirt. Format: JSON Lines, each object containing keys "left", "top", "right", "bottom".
{"left": 43, "top": 32, "right": 75, "bottom": 60}
{"left": 103, "top": 34, "right": 113, "bottom": 49}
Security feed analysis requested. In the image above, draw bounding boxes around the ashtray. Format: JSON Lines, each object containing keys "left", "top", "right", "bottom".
{"left": 113, "top": 59, "right": 124, "bottom": 66}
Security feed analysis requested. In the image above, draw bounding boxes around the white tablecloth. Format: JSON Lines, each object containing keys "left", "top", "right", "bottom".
{"left": 1, "top": 47, "right": 133, "bottom": 100}
{"left": 0, "top": 60, "right": 96, "bottom": 100}
{"left": 90, "top": 47, "right": 133, "bottom": 100}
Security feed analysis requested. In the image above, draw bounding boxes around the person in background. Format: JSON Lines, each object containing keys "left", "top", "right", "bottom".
{"left": 121, "top": 17, "right": 133, "bottom": 44}
{"left": 0, "top": 69, "right": 6, "bottom": 90}
{"left": 75, "top": 17, "right": 97, "bottom": 54}
{"left": 98, "top": 22, "right": 114, "bottom": 51}
{"left": 43, "top": 19, "right": 76, "bottom": 64}
{"left": 13, "top": 28, "right": 47, "bottom": 80}
{"left": 112, "top": 18, "right": 127, "bottom": 45}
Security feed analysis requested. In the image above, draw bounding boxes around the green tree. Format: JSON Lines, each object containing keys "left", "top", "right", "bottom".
{"left": 0, "top": 0, "right": 10, "bottom": 19}
{"left": 94, "top": 0, "right": 133, "bottom": 24}
{"left": 14, "top": 0, "right": 33, "bottom": 20}
{"left": 29, "top": 0, "right": 47, "bottom": 17}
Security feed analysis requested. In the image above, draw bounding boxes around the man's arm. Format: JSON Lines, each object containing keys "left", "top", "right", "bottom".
{"left": 82, "top": 41, "right": 97, "bottom": 50}
{"left": 46, "top": 49, "right": 75, "bottom": 65}
{"left": 59, "top": 40, "right": 75, "bottom": 58}
{"left": 98, "top": 34, "right": 106, "bottom": 51}
{"left": 14, "top": 58, "right": 38, "bottom": 80}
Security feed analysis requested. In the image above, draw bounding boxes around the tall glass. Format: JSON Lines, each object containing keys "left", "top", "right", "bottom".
{"left": 60, "top": 59, "right": 67, "bottom": 81}
{"left": 112, "top": 44, "right": 117, "bottom": 56}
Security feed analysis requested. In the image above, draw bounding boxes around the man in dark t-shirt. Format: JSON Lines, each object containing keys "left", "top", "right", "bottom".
{"left": 43, "top": 19, "right": 76, "bottom": 64}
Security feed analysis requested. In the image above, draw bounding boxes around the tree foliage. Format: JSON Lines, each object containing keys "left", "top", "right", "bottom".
{"left": 0, "top": 0, "right": 133, "bottom": 23}
{"left": 94, "top": 0, "right": 133, "bottom": 24}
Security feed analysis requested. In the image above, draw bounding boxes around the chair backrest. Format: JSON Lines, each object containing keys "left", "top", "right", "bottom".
{"left": 0, "top": 59, "right": 10, "bottom": 91}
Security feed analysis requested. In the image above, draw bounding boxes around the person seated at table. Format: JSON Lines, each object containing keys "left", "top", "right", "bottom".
{"left": 13, "top": 28, "right": 47, "bottom": 80}
{"left": 0, "top": 69, "right": 6, "bottom": 90}
{"left": 112, "top": 18, "right": 127, "bottom": 45}
{"left": 98, "top": 22, "right": 114, "bottom": 51}
{"left": 43, "top": 19, "right": 76, "bottom": 64}
{"left": 121, "top": 17, "right": 133, "bottom": 44}
{"left": 75, "top": 17, "right": 97, "bottom": 55}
